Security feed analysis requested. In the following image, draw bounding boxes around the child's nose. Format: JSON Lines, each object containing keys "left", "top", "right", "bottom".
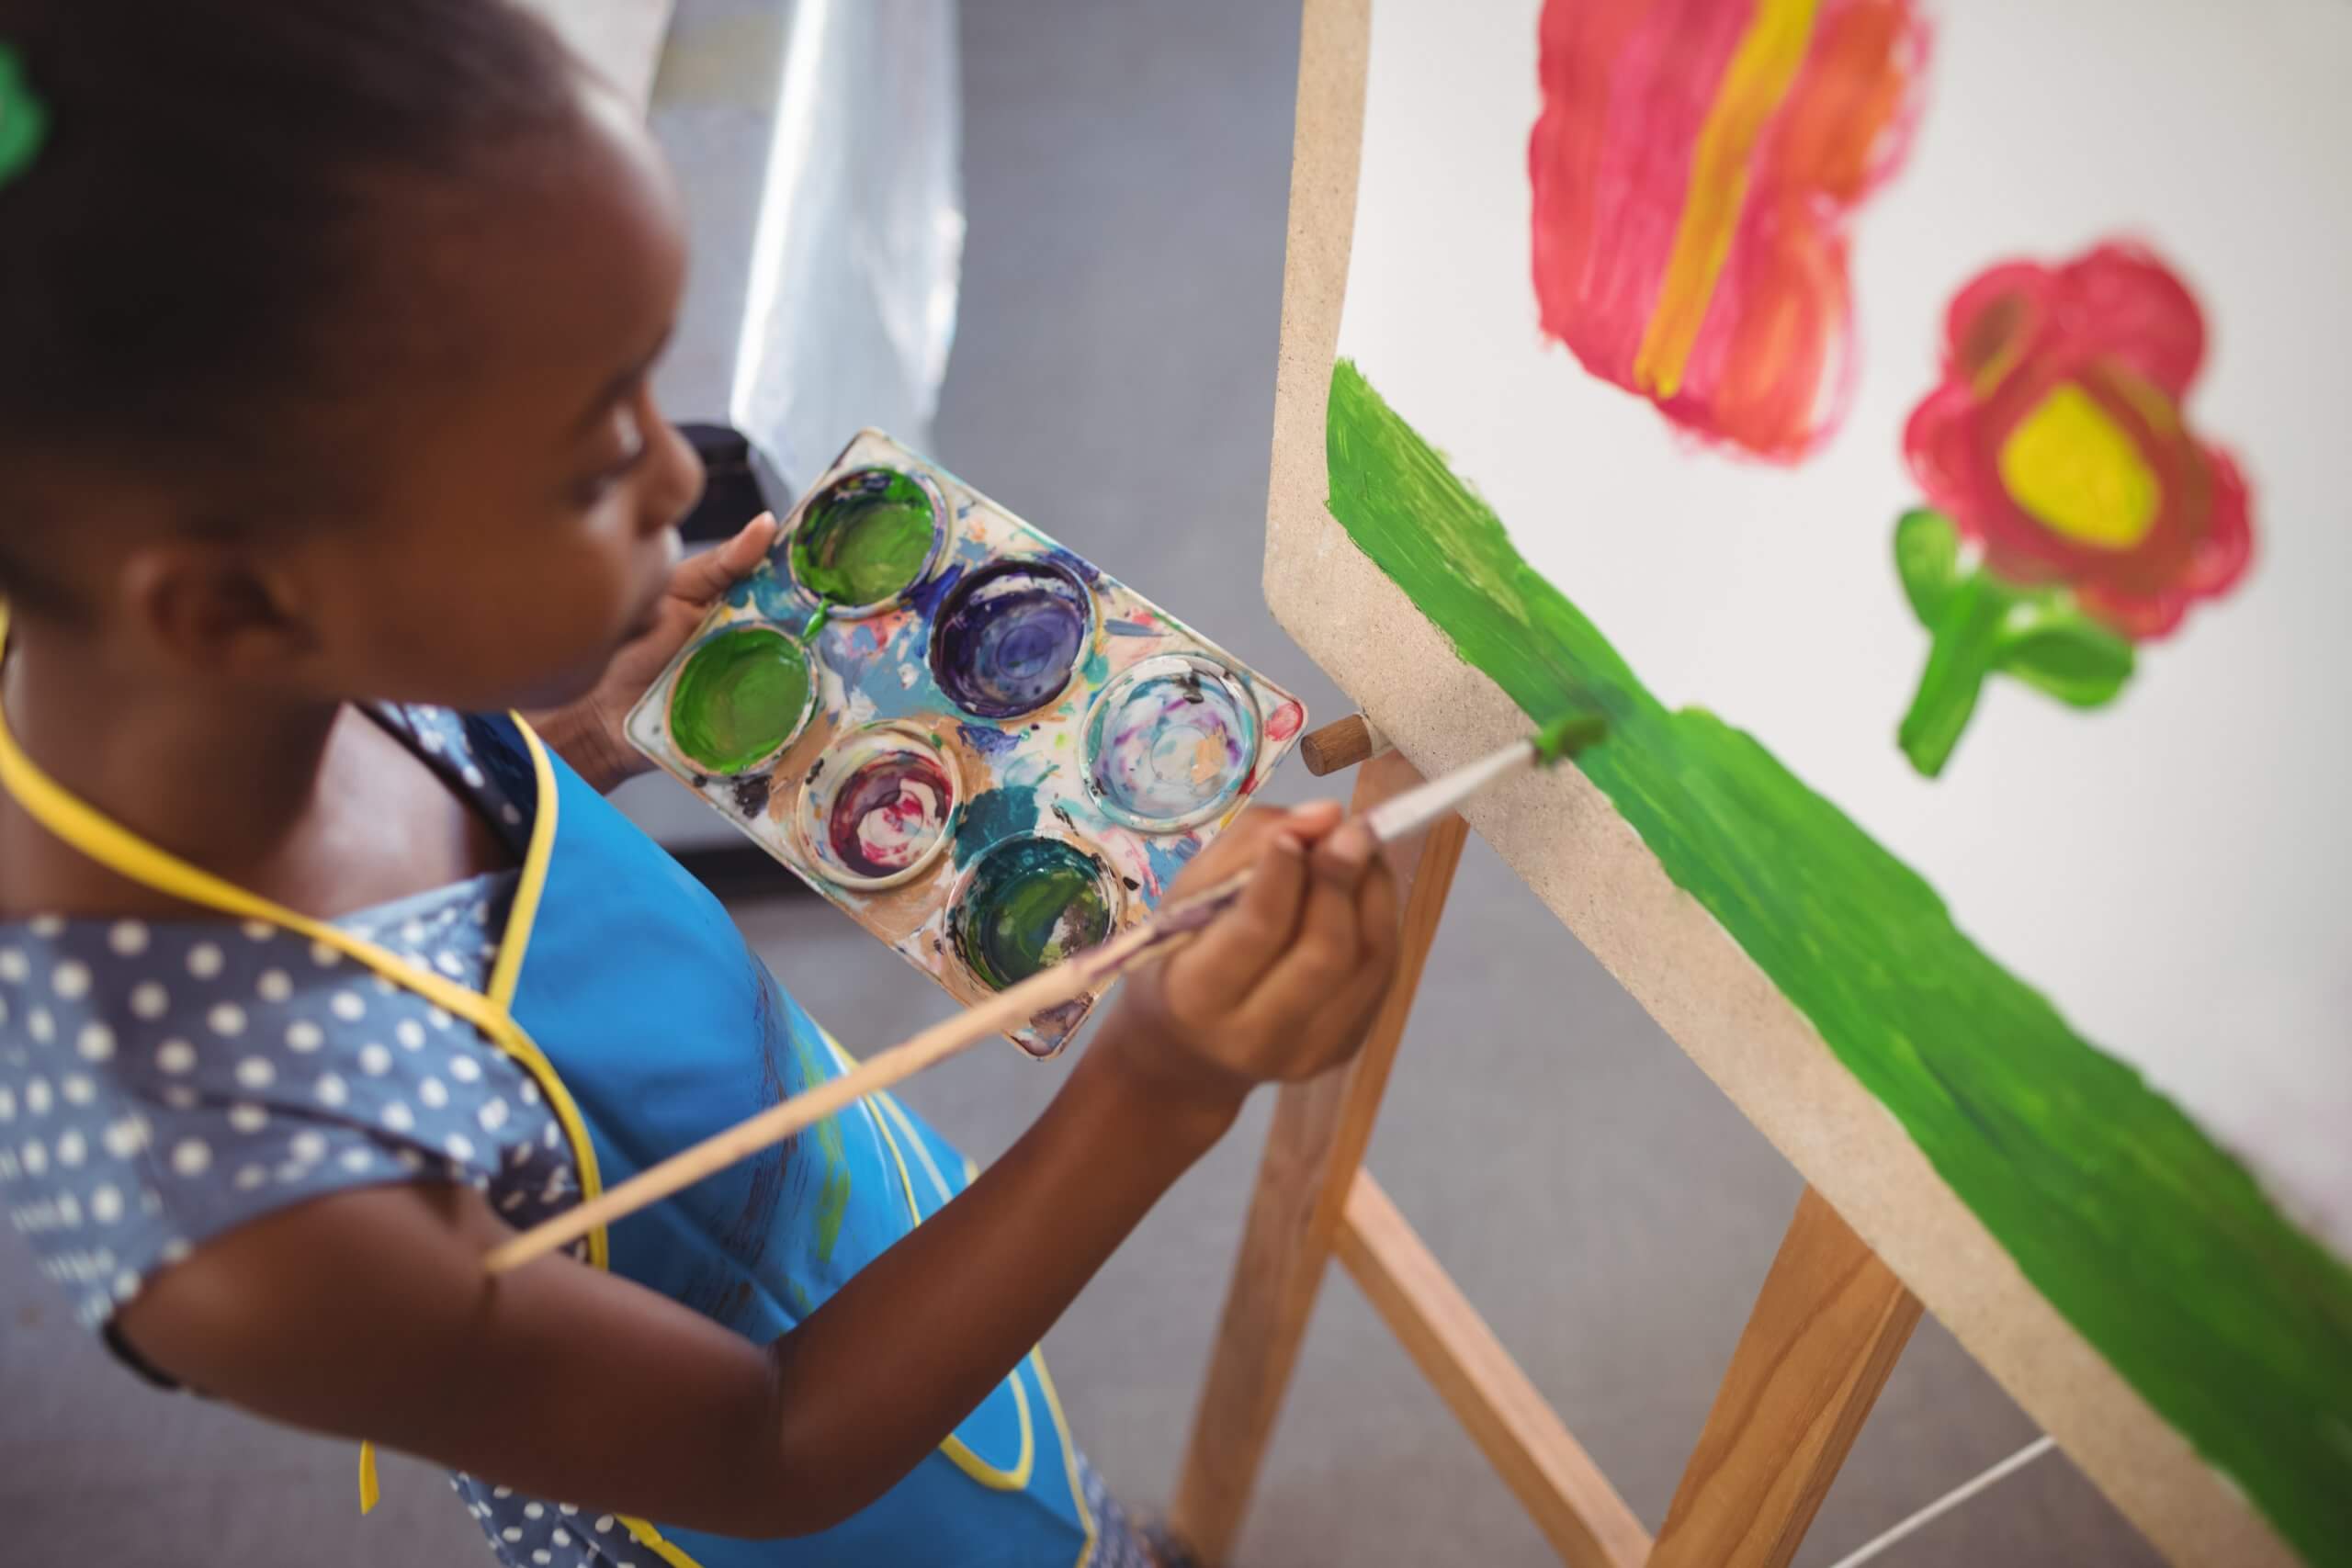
{"left": 641, "top": 414, "right": 707, "bottom": 537}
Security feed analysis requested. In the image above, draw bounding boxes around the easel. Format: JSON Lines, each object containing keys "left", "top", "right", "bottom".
{"left": 1169, "top": 716, "right": 1926, "bottom": 1568}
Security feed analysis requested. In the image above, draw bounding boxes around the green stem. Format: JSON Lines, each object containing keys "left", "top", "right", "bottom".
{"left": 1899, "top": 571, "right": 2011, "bottom": 777}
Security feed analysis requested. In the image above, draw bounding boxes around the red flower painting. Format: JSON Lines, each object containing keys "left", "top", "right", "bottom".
{"left": 1893, "top": 243, "right": 2256, "bottom": 776}
{"left": 1529, "top": 0, "right": 1929, "bottom": 461}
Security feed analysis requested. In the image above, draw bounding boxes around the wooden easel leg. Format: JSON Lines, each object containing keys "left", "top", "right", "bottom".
{"left": 1336, "top": 1169, "right": 1652, "bottom": 1568}
{"left": 1646, "top": 1187, "right": 1925, "bottom": 1568}
{"left": 1167, "top": 750, "right": 1470, "bottom": 1565}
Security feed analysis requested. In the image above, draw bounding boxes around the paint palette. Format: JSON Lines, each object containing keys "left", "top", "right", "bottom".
{"left": 625, "top": 430, "right": 1307, "bottom": 1056}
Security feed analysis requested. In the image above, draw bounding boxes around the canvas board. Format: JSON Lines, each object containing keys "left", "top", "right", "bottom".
{"left": 1262, "top": 3, "right": 2349, "bottom": 1563}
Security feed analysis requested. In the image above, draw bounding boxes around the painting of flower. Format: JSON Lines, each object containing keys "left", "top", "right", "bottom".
{"left": 1529, "top": 0, "right": 1930, "bottom": 461}
{"left": 1894, "top": 243, "right": 2255, "bottom": 775}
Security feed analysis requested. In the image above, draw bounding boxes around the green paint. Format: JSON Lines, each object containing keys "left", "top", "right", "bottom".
{"left": 793, "top": 1033, "right": 853, "bottom": 1264}
{"left": 1327, "top": 357, "right": 2352, "bottom": 1565}
{"left": 1531, "top": 711, "right": 1607, "bottom": 764}
{"left": 954, "top": 837, "right": 1114, "bottom": 991}
{"left": 811, "top": 1106, "right": 851, "bottom": 1262}
{"left": 1894, "top": 508, "right": 2136, "bottom": 776}
{"left": 0, "top": 44, "right": 51, "bottom": 188}
{"left": 952, "top": 782, "right": 1041, "bottom": 869}
{"left": 789, "top": 467, "right": 941, "bottom": 608}
{"left": 668, "top": 626, "right": 812, "bottom": 774}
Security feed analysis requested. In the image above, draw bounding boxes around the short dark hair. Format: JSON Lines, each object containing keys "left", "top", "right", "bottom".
{"left": 0, "top": 0, "right": 581, "bottom": 601}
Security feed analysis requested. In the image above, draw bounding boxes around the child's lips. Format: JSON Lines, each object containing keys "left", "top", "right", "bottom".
{"left": 621, "top": 592, "right": 665, "bottom": 643}
{"left": 620, "top": 532, "right": 682, "bottom": 638}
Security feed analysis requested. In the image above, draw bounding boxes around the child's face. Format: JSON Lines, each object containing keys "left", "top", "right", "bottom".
{"left": 41, "top": 85, "right": 709, "bottom": 715}
{"left": 305, "top": 87, "right": 707, "bottom": 713}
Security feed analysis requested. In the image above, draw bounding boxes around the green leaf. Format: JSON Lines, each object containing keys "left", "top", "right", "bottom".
{"left": 1894, "top": 508, "right": 1962, "bottom": 626}
{"left": 1996, "top": 614, "right": 2137, "bottom": 707}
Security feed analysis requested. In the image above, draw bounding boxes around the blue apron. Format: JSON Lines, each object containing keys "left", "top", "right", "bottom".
{"left": 501, "top": 719, "right": 1095, "bottom": 1568}
{"left": 0, "top": 682, "right": 1097, "bottom": 1568}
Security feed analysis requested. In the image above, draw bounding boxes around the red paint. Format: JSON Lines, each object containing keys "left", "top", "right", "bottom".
{"left": 1529, "top": 0, "right": 1928, "bottom": 460}
{"left": 1903, "top": 243, "right": 2253, "bottom": 638}
{"left": 1266, "top": 700, "right": 1305, "bottom": 743}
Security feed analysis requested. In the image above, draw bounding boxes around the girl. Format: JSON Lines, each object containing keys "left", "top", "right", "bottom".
{"left": 0, "top": 5, "right": 1401, "bottom": 1565}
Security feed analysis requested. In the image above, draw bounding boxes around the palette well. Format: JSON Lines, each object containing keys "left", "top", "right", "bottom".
{"left": 626, "top": 429, "right": 1307, "bottom": 1056}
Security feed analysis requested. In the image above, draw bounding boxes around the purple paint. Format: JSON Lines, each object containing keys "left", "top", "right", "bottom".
{"left": 827, "top": 751, "right": 955, "bottom": 879}
{"left": 927, "top": 558, "right": 1094, "bottom": 719}
{"left": 957, "top": 721, "right": 1022, "bottom": 757}
{"left": 797, "top": 723, "right": 963, "bottom": 888}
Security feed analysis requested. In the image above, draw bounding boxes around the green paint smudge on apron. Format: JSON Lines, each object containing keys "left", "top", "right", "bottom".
{"left": 954, "top": 838, "right": 1114, "bottom": 991}
{"left": 792, "top": 1032, "right": 853, "bottom": 1264}
{"left": 789, "top": 467, "right": 941, "bottom": 608}
{"left": 1325, "top": 356, "right": 2352, "bottom": 1564}
{"left": 811, "top": 1119, "right": 851, "bottom": 1262}
{"left": 668, "top": 625, "right": 811, "bottom": 774}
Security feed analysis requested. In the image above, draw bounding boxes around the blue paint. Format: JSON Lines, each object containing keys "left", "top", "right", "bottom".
{"left": 812, "top": 617, "right": 931, "bottom": 723}
{"left": 953, "top": 782, "right": 1042, "bottom": 869}
{"left": 729, "top": 567, "right": 813, "bottom": 627}
{"left": 1042, "top": 545, "right": 1102, "bottom": 586}
{"left": 958, "top": 722, "right": 1022, "bottom": 758}
{"left": 1002, "top": 750, "right": 1060, "bottom": 793}
{"left": 1143, "top": 834, "right": 1201, "bottom": 894}
{"left": 812, "top": 625, "right": 876, "bottom": 685}
{"left": 904, "top": 558, "right": 967, "bottom": 622}
{"left": 1105, "top": 617, "right": 1160, "bottom": 637}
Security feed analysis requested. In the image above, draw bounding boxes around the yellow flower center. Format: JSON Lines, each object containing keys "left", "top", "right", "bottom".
{"left": 1997, "top": 381, "right": 2161, "bottom": 550}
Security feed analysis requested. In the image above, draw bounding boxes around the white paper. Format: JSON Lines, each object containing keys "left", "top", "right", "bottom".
{"left": 1339, "top": 0, "right": 2352, "bottom": 1252}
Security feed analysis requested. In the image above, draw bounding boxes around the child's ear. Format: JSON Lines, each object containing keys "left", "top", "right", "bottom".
{"left": 119, "top": 539, "right": 321, "bottom": 678}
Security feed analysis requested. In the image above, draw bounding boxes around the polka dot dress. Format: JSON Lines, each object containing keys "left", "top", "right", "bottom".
{"left": 0, "top": 705, "right": 1164, "bottom": 1566}
{"left": 0, "top": 708, "right": 611, "bottom": 1564}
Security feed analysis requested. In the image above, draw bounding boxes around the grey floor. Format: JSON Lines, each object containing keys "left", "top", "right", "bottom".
{"left": 0, "top": 3, "right": 2166, "bottom": 1565}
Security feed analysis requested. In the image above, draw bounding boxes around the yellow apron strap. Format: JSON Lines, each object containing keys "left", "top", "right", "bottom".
{"left": 1, "top": 615, "right": 1065, "bottom": 1562}
{"left": 840, "top": 1042, "right": 1040, "bottom": 1494}
{"left": 0, "top": 652, "right": 605, "bottom": 1233}
{"left": 0, "top": 617, "right": 616, "bottom": 1516}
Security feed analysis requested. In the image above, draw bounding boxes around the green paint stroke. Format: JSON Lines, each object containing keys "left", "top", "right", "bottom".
{"left": 789, "top": 467, "right": 941, "bottom": 608}
{"left": 1892, "top": 507, "right": 2136, "bottom": 778}
{"left": 668, "top": 626, "right": 812, "bottom": 774}
{"left": 793, "top": 1033, "right": 853, "bottom": 1264}
{"left": 954, "top": 837, "right": 1114, "bottom": 991}
{"left": 811, "top": 1107, "right": 852, "bottom": 1262}
{"left": 1326, "top": 357, "right": 2352, "bottom": 1564}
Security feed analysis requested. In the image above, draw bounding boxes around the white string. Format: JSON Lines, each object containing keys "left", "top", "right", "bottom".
{"left": 1821, "top": 1435, "right": 2058, "bottom": 1568}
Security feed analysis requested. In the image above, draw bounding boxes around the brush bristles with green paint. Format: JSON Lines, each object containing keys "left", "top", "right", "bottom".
{"left": 484, "top": 711, "right": 1608, "bottom": 1275}
{"left": 1359, "top": 711, "right": 1606, "bottom": 843}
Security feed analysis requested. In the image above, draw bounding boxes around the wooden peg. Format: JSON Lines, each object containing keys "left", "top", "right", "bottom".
{"left": 1300, "top": 713, "right": 1390, "bottom": 776}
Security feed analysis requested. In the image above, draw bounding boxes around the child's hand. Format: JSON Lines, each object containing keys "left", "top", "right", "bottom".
{"left": 530, "top": 513, "right": 779, "bottom": 791}
{"left": 1099, "top": 800, "right": 1401, "bottom": 1122}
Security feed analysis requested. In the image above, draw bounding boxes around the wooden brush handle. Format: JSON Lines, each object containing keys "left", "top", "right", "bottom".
{"left": 482, "top": 869, "right": 1252, "bottom": 1275}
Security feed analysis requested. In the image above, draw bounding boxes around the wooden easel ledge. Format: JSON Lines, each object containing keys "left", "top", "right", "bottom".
{"left": 1301, "top": 711, "right": 1389, "bottom": 775}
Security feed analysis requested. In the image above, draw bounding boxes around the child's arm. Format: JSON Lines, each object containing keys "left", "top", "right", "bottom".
{"left": 112, "top": 803, "right": 1396, "bottom": 1537}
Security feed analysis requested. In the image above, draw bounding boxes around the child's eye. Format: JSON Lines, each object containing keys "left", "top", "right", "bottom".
{"left": 571, "top": 442, "right": 649, "bottom": 507}
{"left": 570, "top": 405, "right": 649, "bottom": 507}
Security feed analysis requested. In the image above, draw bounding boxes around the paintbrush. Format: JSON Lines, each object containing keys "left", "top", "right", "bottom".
{"left": 482, "top": 711, "right": 1606, "bottom": 1275}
